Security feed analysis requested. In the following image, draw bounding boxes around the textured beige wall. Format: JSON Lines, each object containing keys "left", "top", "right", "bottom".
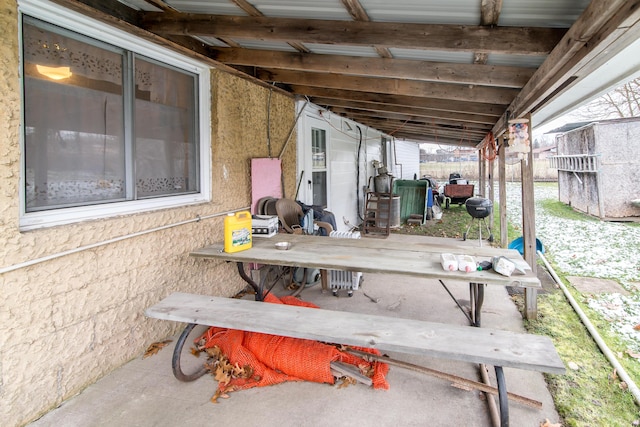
{"left": 0, "top": 2, "right": 296, "bottom": 424}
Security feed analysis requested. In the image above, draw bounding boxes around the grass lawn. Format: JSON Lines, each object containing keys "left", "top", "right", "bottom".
{"left": 391, "top": 196, "right": 640, "bottom": 426}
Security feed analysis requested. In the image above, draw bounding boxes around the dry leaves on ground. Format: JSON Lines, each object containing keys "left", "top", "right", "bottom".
{"left": 336, "top": 376, "right": 357, "bottom": 389}
{"left": 625, "top": 349, "right": 640, "bottom": 359}
{"left": 540, "top": 419, "right": 562, "bottom": 427}
{"left": 143, "top": 340, "right": 172, "bottom": 358}
{"left": 202, "top": 345, "right": 258, "bottom": 403}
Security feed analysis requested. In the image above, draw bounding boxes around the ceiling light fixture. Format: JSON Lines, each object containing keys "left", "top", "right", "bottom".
{"left": 36, "top": 65, "right": 72, "bottom": 80}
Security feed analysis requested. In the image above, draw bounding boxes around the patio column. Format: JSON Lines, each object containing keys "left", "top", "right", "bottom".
{"left": 498, "top": 135, "right": 508, "bottom": 249}
{"left": 522, "top": 113, "right": 537, "bottom": 319}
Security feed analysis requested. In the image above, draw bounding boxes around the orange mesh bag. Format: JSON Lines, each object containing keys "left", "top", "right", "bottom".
{"left": 197, "top": 293, "right": 389, "bottom": 394}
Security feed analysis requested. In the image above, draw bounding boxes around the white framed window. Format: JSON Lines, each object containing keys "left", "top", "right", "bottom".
{"left": 18, "top": 0, "right": 211, "bottom": 230}
{"left": 311, "top": 127, "right": 328, "bottom": 208}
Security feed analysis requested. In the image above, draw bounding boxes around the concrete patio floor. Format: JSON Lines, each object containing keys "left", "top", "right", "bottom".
{"left": 28, "top": 235, "right": 562, "bottom": 427}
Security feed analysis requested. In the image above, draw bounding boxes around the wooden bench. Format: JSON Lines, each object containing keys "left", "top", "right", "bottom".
{"left": 145, "top": 292, "right": 565, "bottom": 427}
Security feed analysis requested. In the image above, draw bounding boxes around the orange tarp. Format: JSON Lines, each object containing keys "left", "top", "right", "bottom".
{"left": 197, "top": 293, "right": 389, "bottom": 394}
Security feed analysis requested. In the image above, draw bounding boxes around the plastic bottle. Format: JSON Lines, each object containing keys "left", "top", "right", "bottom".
{"left": 440, "top": 253, "right": 458, "bottom": 271}
{"left": 457, "top": 255, "right": 477, "bottom": 273}
{"left": 224, "top": 211, "right": 252, "bottom": 253}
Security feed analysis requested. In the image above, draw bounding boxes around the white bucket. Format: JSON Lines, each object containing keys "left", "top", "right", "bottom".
{"left": 433, "top": 205, "right": 443, "bottom": 220}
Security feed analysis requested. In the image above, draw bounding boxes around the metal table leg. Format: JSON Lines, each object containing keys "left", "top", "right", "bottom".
{"left": 439, "top": 279, "right": 474, "bottom": 325}
{"left": 495, "top": 366, "right": 509, "bottom": 426}
{"left": 469, "top": 282, "right": 485, "bottom": 327}
{"left": 236, "top": 261, "right": 263, "bottom": 301}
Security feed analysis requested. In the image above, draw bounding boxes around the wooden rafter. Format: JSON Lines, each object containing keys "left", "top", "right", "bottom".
{"left": 47, "top": 0, "right": 640, "bottom": 147}
{"left": 493, "top": 0, "right": 640, "bottom": 135}
{"left": 291, "top": 86, "right": 505, "bottom": 117}
{"left": 229, "top": 0, "right": 310, "bottom": 53}
{"left": 258, "top": 69, "right": 518, "bottom": 105}
{"left": 340, "top": 0, "right": 392, "bottom": 59}
{"left": 211, "top": 48, "right": 534, "bottom": 88}
{"left": 140, "top": 14, "right": 565, "bottom": 55}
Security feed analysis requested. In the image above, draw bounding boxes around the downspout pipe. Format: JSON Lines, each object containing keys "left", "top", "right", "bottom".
{"left": 538, "top": 250, "right": 640, "bottom": 406}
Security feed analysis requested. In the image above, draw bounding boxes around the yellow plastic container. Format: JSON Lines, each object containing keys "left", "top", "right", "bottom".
{"left": 224, "top": 211, "right": 252, "bottom": 253}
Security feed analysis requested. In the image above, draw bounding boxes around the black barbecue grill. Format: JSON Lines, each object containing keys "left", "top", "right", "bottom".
{"left": 465, "top": 197, "right": 493, "bottom": 218}
{"left": 463, "top": 197, "right": 494, "bottom": 244}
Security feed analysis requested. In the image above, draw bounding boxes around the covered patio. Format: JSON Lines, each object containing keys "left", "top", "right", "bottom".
{"left": 30, "top": 235, "right": 560, "bottom": 427}
{"left": 4, "top": 1, "right": 640, "bottom": 426}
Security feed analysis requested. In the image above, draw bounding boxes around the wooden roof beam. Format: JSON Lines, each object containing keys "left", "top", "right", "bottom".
{"left": 325, "top": 104, "right": 493, "bottom": 130}
{"left": 347, "top": 117, "right": 486, "bottom": 138}
{"left": 211, "top": 48, "right": 534, "bottom": 88}
{"left": 140, "top": 13, "right": 566, "bottom": 55}
{"left": 494, "top": 0, "right": 640, "bottom": 134}
{"left": 475, "top": 0, "right": 504, "bottom": 64}
{"left": 290, "top": 86, "right": 505, "bottom": 117}
{"left": 316, "top": 99, "right": 496, "bottom": 126}
{"left": 229, "top": 0, "right": 310, "bottom": 53}
{"left": 340, "top": 0, "right": 392, "bottom": 58}
{"left": 259, "top": 69, "right": 518, "bottom": 104}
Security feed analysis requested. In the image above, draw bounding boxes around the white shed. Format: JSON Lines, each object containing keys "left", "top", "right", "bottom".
{"left": 551, "top": 117, "right": 640, "bottom": 219}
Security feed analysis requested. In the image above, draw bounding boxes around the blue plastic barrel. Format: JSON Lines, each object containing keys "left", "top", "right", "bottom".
{"left": 508, "top": 236, "right": 544, "bottom": 255}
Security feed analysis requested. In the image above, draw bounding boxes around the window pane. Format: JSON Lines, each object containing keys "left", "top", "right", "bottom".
{"left": 134, "top": 57, "right": 198, "bottom": 198}
{"left": 312, "top": 171, "right": 327, "bottom": 207}
{"left": 312, "top": 128, "right": 326, "bottom": 169}
{"left": 23, "top": 19, "right": 125, "bottom": 211}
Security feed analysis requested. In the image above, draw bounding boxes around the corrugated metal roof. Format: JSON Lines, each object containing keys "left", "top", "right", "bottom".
{"left": 499, "top": 0, "right": 592, "bottom": 27}
{"left": 247, "top": 0, "right": 352, "bottom": 19}
{"left": 102, "top": 1, "right": 640, "bottom": 145}
{"left": 361, "top": 0, "right": 481, "bottom": 24}
{"left": 305, "top": 44, "right": 380, "bottom": 57}
{"left": 389, "top": 48, "right": 474, "bottom": 63}
{"left": 164, "top": 1, "right": 244, "bottom": 14}
{"left": 486, "top": 54, "right": 545, "bottom": 69}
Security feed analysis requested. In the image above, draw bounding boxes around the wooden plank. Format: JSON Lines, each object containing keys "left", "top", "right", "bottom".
{"left": 330, "top": 361, "right": 372, "bottom": 386}
{"left": 140, "top": 14, "right": 565, "bottom": 55}
{"left": 499, "top": 136, "right": 508, "bottom": 249}
{"left": 316, "top": 99, "right": 496, "bottom": 126}
{"left": 293, "top": 85, "right": 504, "bottom": 117}
{"left": 256, "top": 69, "right": 518, "bottom": 105}
{"left": 211, "top": 48, "right": 533, "bottom": 88}
{"left": 145, "top": 293, "right": 565, "bottom": 374}
{"left": 493, "top": 0, "right": 639, "bottom": 132}
{"left": 190, "top": 235, "right": 541, "bottom": 288}
{"left": 523, "top": 114, "right": 538, "bottom": 319}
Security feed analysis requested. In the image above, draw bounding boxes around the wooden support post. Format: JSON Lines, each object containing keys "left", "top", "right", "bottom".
{"left": 522, "top": 114, "right": 537, "bottom": 320}
{"left": 487, "top": 144, "right": 495, "bottom": 238}
{"left": 478, "top": 154, "right": 486, "bottom": 197}
{"left": 499, "top": 136, "right": 508, "bottom": 249}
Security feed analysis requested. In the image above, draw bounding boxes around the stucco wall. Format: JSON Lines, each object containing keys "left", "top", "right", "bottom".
{"left": 0, "top": 1, "right": 296, "bottom": 424}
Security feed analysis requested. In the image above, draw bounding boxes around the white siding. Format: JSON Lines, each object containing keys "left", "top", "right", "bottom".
{"left": 389, "top": 139, "right": 421, "bottom": 180}
{"left": 297, "top": 102, "right": 386, "bottom": 232}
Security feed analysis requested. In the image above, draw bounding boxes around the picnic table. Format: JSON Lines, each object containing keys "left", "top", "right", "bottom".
{"left": 189, "top": 234, "right": 541, "bottom": 326}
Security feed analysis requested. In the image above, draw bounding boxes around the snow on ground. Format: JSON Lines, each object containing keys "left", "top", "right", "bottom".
{"left": 504, "top": 182, "right": 640, "bottom": 351}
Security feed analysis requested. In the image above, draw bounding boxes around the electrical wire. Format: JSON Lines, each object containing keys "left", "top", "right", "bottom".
{"left": 266, "top": 87, "right": 273, "bottom": 157}
{"left": 317, "top": 110, "right": 380, "bottom": 142}
{"left": 481, "top": 132, "right": 498, "bottom": 162}
{"left": 356, "top": 125, "right": 363, "bottom": 221}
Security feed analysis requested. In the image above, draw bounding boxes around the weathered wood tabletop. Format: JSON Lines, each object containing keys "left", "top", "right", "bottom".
{"left": 190, "top": 234, "right": 541, "bottom": 289}
{"left": 146, "top": 292, "right": 564, "bottom": 374}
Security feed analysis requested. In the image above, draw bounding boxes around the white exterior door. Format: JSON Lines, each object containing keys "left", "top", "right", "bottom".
{"left": 299, "top": 115, "right": 331, "bottom": 208}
